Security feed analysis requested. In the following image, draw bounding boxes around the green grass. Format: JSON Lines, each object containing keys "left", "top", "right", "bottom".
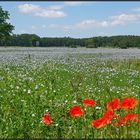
{"left": 0, "top": 56, "right": 140, "bottom": 138}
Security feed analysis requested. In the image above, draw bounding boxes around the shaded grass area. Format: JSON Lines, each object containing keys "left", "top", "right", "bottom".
{"left": 0, "top": 57, "right": 140, "bottom": 138}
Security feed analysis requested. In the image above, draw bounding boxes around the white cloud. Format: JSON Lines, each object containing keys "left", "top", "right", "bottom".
{"left": 18, "top": 4, "right": 66, "bottom": 18}
{"left": 110, "top": 14, "right": 140, "bottom": 26}
{"left": 47, "top": 5, "right": 64, "bottom": 10}
{"left": 48, "top": 24, "right": 72, "bottom": 30}
{"left": 76, "top": 13, "right": 140, "bottom": 29}
{"left": 31, "top": 25, "right": 37, "bottom": 30}
{"left": 75, "top": 20, "right": 109, "bottom": 29}
{"left": 133, "top": 7, "right": 140, "bottom": 12}
{"left": 65, "top": 2, "right": 88, "bottom": 6}
{"left": 49, "top": 24, "right": 59, "bottom": 28}
{"left": 18, "top": 2, "right": 91, "bottom": 18}
{"left": 48, "top": 13, "right": 140, "bottom": 30}
{"left": 18, "top": 4, "right": 41, "bottom": 13}
{"left": 35, "top": 10, "right": 66, "bottom": 18}
{"left": 42, "top": 25, "right": 47, "bottom": 28}
{"left": 31, "top": 12, "right": 140, "bottom": 33}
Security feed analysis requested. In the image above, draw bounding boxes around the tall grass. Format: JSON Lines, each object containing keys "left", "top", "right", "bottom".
{"left": 0, "top": 56, "right": 140, "bottom": 138}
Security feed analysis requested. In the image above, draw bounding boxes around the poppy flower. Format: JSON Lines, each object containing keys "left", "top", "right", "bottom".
{"left": 69, "top": 106, "right": 84, "bottom": 118}
{"left": 103, "top": 110, "right": 115, "bottom": 124}
{"left": 83, "top": 99, "right": 96, "bottom": 107}
{"left": 120, "top": 97, "right": 138, "bottom": 110}
{"left": 42, "top": 114, "right": 52, "bottom": 125}
{"left": 92, "top": 117, "right": 107, "bottom": 129}
{"left": 92, "top": 110, "right": 114, "bottom": 129}
{"left": 125, "top": 113, "right": 134, "bottom": 121}
{"left": 124, "top": 113, "right": 138, "bottom": 123}
{"left": 114, "top": 122, "right": 119, "bottom": 127}
{"left": 133, "top": 114, "right": 139, "bottom": 122}
{"left": 106, "top": 97, "right": 119, "bottom": 111}
{"left": 114, "top": 118, "right": 126, "bottom": 127}
{"left": 114, "top": 113, "right": 138, "bottom": 127}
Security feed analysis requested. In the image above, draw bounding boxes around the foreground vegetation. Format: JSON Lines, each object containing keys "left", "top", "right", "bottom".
{"left": 0, "top": 53, "right": 140, "bottom": 138}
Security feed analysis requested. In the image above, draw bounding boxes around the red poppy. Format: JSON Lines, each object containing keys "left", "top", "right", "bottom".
{"left": 125, "top": 113, "right": 134, "bottom": 121}
{"left": 114, "top": 122, "right": 119, "bottom": 127}
{"left": 120, "top": 118, "right": 127, "bottom": 126}
{"left": 120, "top": 97, "right": 138, "bottom": 110}
{"left": 83, "top": 99, "right": 96, "bottom": 107}
{"left": 42, "top": 114, "right": 52, "bottom": 125}
{"left": 124, "top": 113, "right": 138, "bottom": 123}
{"left": 92, "top": 117, "right": 107, "bottom": 129}
{"left": 92, "top": 110, "right": 114, "bottom": 129}
{"left": 114, "top": 117, "right": 126, "bottom": 127}
{"left": 114, "top": 113, "right": 139, "bottom": 127}
{"left": 133, "top": 114, "right": 139, "bottom": 122}
{"left": 106, "top": 97, "right": 119, "bottom": 111}
{"left": 69, "top": 106, "right": 84, "bottom": 118}
{"left": 103, "top": 110, "right": 115, "bottom": 124}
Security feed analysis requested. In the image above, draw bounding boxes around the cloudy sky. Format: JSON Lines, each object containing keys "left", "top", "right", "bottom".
{"left": 1, "top": 2, "right": 140, "bottom": 38}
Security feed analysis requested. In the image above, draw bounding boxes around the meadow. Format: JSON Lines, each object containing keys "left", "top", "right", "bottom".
{"left": 0, "top": 47, "right": 140, "bottom": 138}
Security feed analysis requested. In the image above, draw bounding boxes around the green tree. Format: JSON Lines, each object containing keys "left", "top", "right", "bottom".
{"left": 0, "top": 6, "right": 14, "bottom": 46}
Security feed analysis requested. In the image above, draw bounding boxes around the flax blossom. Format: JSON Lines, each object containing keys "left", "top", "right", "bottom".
{"left": 106, "top": 97, "right": 119, "bottom": 111}
{"left": 83, "top": 99, "right": 96, "bottom": 107}
{"left": 69, "top": 106, "right": 84, "bottom": 118}
{"left": 42, "top": 114, "right": 52, "bottom": 125}
{"left": 120, "top": 97, "right": 138, "bottom": 110}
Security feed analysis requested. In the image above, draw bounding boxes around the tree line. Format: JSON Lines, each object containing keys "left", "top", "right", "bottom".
{"left": 1, "top": 6, "right": 140, "bottom": 49}
{"left": 1, "top": 34, "right": 140, "bottom": 49}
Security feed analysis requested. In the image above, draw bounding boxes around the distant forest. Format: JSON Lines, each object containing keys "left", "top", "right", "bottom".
{"left": 1, "top": 6, "right": 140, "bottom": 49}
{"left": 1, "top": 34, "right": 140, "bottom": 49}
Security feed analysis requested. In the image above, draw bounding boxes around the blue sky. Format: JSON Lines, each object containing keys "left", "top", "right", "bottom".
{"left": 1, "top": 2, "right": 140, "bottom": 38}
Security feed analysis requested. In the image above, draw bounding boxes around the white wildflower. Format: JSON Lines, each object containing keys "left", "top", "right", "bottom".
{"left": 32, "top": 114, "right": 35, "bottom": 117}
{"left": 27, "top": 89, "right": 31, "bottom": 94}
{"left": 73, "top": 100, "right": 77, "bottom": 103}
{"left": 96, "top": 106, "right": 101, "bottom": 110}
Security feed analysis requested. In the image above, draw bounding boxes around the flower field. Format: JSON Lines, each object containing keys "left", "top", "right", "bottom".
{"left": 0, "top": 47, "right": 140, "bottom": 138}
